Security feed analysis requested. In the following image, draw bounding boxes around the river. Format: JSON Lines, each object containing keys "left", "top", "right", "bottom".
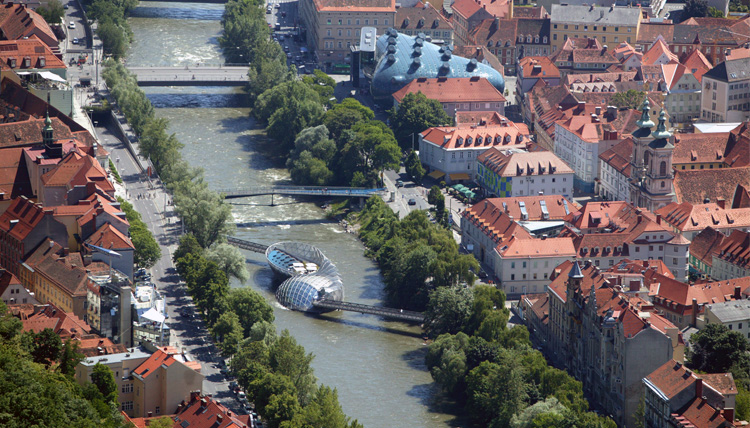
{"left": 126, "top": 2, "right": 461, "bottom": 427}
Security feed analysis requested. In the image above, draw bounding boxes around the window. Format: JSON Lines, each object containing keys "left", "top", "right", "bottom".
{"left": 614, "top": 27, "right": 619, "bottom": 31}
{"left": 122, "top": 383, "right": 133, "bottom": 393}
{"left": 522, "top": 274, "right": 527, "bottom": 279}
{"left": 553, "top": 34, "right": 558, "bottom": 41}
{"left": 575, "top": 25, "right": 579, "bottom": 30}
{"left": 564, "top": 24, "right": 568, "bottom": 29}
{"left": 121, "top": 402, "right": 133, "bottom": 411}
{"left": 511, "top": 274, "right": 515, "bottom": 280}
{"left": 385, "top": 19, "right": 389, "bottom": 25}
{"left": 356, "top": 19, "right": 360, "bottom": 25}
{"left": 523, "top": 261, "right": 527, "bottom": 268}
{"left": 338, "top": 19, "right": 342, "bottom": 25}
{"left": 374, "top": 19, "right": 378, "bottom": 25}
{"left": 327, "top": 19, "right": 332, "bottom": 25}
{"left": 155, "top": 407, "right": 161, "bottom": 415}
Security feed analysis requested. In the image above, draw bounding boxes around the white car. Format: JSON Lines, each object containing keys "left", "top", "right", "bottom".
{"left": 69, "top": 21, "right": 75, "bottom": 29}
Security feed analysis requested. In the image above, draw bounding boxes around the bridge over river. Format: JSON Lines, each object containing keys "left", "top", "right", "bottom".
{"left": 227, "top": 236, "right": 424, "bottom": 323}
{"left": 126, "top": 66, "right": 250, "bottom": 86}
{"left": 219, "top": 185, "right": 386, "bottom": 204}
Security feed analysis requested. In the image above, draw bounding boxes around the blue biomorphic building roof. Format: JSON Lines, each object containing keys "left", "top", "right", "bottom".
{"left": 371, "top": 28, "right": 505, "bottom": 98}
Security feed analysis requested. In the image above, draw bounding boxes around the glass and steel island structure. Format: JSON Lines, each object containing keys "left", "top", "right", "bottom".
{"left": 265, "top": 242, "right": 344, "bottom": 312}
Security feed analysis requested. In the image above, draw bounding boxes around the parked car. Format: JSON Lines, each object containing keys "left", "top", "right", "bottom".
{"left": 395, "top": 179, "right": 404, "bottom": 188}
{"left": 266, "top": 6, "right": 271, "bottom": 13}
{"left": 72, "top": 38, "right": 79, "bottom": 44}
{"left": 408, "top": 198, "right": 417, "bottom": 206}
{"left": 68, "top": 21, "right": 75, "bottom": 29}
{"left": 229, "top": 381, "right": 238, "bottom": 391}
{"left": 63, "top": 4, "right": 69, "bottom": 9}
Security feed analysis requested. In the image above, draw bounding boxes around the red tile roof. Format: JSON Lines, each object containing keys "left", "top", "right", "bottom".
{"left": 84, "top": 223, "right": 133, "bottom": 250}
{"left": 41, "top": 148, "right": 113, "bottom": 193}
{"left": 548, "top": 260, "right": 609, "bottom": 303}
{"left": 0, "top": 38, "right": 66, "bottom": 70}
{"left": 133, "top": 347, "right": 201, "bottom": 379}
{"left": 393, "top": 76, "right": 506, "bottom": 104}
{"left": 674, "top": 397, "right": 732, "bottom": 428}
{"left": 472, "top": 195, "right": 579, "bottom": 221}
{"left": 701, "top": 373, "right": 737, "bottom": 396}
{"left": 0, "top": 147, "right": 32, "bottom": 199}
{"left": 715, "top": 230, "right": 750, "bottom": 271}
{"left": 645, "top": 359, "right": 698, "bottom": 399}
{"left": 682, "top": 49, "right": 712, "bottom": 83}
{"left": 462, "top": 200, "right": 532, "bottom": 246}
{"left": 396, "top": 2, "right": 453, "bottom": 32}
{"left": 518, "top": 56, "right": 559, "bottom": 79}
{"left": 0, "top": 3, "right": 58, "bottom": 48}
{"left": 469, "top": 17, "right": 517, "bottom": 47}
{"left": 0, "top": 196, "right": 52, "bottom": 241}
{"left": 598, "top": 137, "right": 633, "bottom": 177}
{"left": 672, "top": 133, "right": 731, "bottom": 165}
{"left": 689, "top": 227, "right": 726, "bottom": 268}
{"left": 674, "top": 167, "right": 750, "bottom": 206}
{"left": 454, "top": 110, "right": 508, "bottom": 126}
{"left": 497, "top": 235, "right": 575, "bottom": 258}
{"left": 512, "top": 5, "right": 547, "bottom": 19}
{"left": 605, "top": 259, "right": 675, "bottom": 279}
{"left": 649, "top": 273, "right": 744, "bottom": 312}
{"left": 642, "top": 38, "right": 679, "bottom": 65}
{"left": 453, "top": 0, "right": 511, "bottom": 19}
{"left": 420, "top": 119, "right": 530, "bottom": 150}
{"left": 174, "top": 393, "right": 252, "bottom": 428}
{"left": 22, "top": 303, "right": 91, "bottom": 338}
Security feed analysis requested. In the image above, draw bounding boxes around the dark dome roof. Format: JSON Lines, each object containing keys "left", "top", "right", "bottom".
{"left": 372, "top": 28, "right": 505, "bottom": 98}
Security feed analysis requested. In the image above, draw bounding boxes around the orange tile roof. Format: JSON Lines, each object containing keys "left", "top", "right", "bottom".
{"left": 518, "top": 56, "right": 559, "bottom": 79}
{"left": 0, "top": 38, "right": 66, "bottom": 70}
{"left": 682, "top": 49, "right": 712, "bottom": 83}
{"left": 606, "top": 259, "right": 675, "bottom": 279}
{"left": 454, "top": 110, "right": 508, "bottom": 126}
{"left": 133, "top": 348, "right": 177, "bottom": 379}
{"left": 512, "top": 5, "right": 547, "bottom": 18}
{"left": 0, "top": 116, "right": 76, "bottom": 149}
{"left": 473, "top": 195, "right": 579, "bottom": 221}
{"left": 657, "top": 202, "right": 750, "bottom": 233}
{"left": 649, "top": 273, "right": 744, "bottom": 311}
{"left": 702, "top": 373, "right": 737, "bottom": 396}
{"left": 548, "top": 260, "right": 609, "bottom": 303}
{"left": 497, "top": 236, "right": 575, "bottom": 258}
{"left": 599, "top": 137, "right": 633, "bottom": 177}
{"left": 396, "top": 2, "right": 453, "bottom": 32}
{"left": 84, "top": 223, "right": 133, "bottom": 250}
{"left": 453, "top": 0, "right": 511, "bottom": 19}
{"left": 41, "top": 148, "right": 114, "bottom": 193}
{"left": 0, "top": 147, "right": 32, "bottom": 199}
{"left": 420, "top": 119, "right": 530, "bottom": 150}
{"left": 392, "top": 76, "right": 506, "bottom": 104}
{"left": 672, "top": 133, "right": 731, "bottom": 165}
{"left": 564, "top": 71, "right": 638, "bottom": 86}
{"left": 642, "top": 38, "right": 679, "bottom": 65}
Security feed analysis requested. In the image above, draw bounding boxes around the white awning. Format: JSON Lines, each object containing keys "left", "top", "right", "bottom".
{"left": 16, "top": 71, "right": 67, "bottom": 83}
{"left": 141, "top": 307, "right": 165, "bottom": 324}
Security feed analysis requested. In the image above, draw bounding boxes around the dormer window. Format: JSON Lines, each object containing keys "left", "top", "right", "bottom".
{"left": 9, "top": 57, "right": 16, "bottom": 68}
{"left": 466, "top": 137, "right": 473, "bottom": 145}
{"left": 38, "top": 56, "right": 45, "bottom": 67}
{"left": 518, "top": 35, "right": 523, "bottom": 42}
{"left": 476, "top": 136, "right": 483, "bottom": 145}
{"left": 543, "top": 36, "right": 548, "bottom": 43}
{"left": 23, "top": 56, "right": 30, "bottom": 68}
{"left": 526, "top": 35, "right": 532, "bottom": 43}
{"left": 582, "top": 247, "right": 588, "bottom": 254}
{"left": 456, "top": 137, "right": 464, "bottom": 146}
{"left": 534, "top": 36, "right": 539, "bottom": 43}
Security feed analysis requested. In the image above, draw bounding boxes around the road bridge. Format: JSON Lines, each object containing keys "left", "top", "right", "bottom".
{"left": 219, "top": 185, "right": 386, "bottom": 200}
{"left": 312, "top": 299, "right": 425, "bottom": 323}
{"left": 126, "top": 66, "right": 250, "bottom": 86}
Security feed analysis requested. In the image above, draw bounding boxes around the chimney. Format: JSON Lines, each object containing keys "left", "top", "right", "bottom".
{"left": 595, "top": 106, "right": 602, "bottom": 116}
{"left": 147, "top": 412, "right": 153, "bottom": 417}
{"left": 217, "top": 415, "right": 224, "bottom": 423}
{"left": 607, "top": 105, "right": 617, "bottom": 119}
{"left": 696, "top": 378, "right": 703, "bottom": 398}
{"left": 735, "top": 285, "right": 741, "bottom": 300}
{"left": 724, "top": 408, "right": 735, "bottom": 422}
{"left": 655, "top": 213, "right": 661, "bottom": 224}
{"left": 717, "top": 197, "right": 726, "bottom": 209}
{"left": 636, "top": 214, "right": 643, "bottom": 224}
{"left": 200, "top": 398, "right": 207, "bottom": 409}
{"left": 692, "top": 298, "right": 699, "bottom": 327}
{"left": 8, "top": 219, "right": 19, "bottom": 230}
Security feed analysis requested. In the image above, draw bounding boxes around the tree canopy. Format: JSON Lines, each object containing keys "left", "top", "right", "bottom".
{"left": 688, "top": 323, "right": 750, "bottom": 378}
{"left": 388, "top": 92, "right": 452, "bottom": 150}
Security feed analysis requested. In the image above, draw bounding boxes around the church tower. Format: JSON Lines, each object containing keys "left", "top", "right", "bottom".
{"left": 629, "top": 101, "right": 675, "bottom": 211}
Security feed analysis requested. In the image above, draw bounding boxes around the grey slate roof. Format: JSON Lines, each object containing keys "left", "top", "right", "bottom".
{"left": 706, "top": 300, "right": 750, "bottom": 323}
{"left": 550, "top": 4, "right": 641, "bottom": 25}
{"left": 703, "top": 58, "right": 750, "bottom": 83}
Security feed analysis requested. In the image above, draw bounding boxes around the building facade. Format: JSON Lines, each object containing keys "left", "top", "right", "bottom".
{"left": 549, "top": 5, "right": 641, "bottom": 52}
{"left": 475, "top": 148, "right": 574, "bottom": 198}
{"left": 701, "top": 57, "right": 750, "bottom": 124}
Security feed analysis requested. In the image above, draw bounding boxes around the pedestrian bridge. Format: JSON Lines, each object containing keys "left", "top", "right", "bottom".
{"left": 126, "top": 66, "right": 249, "bottom": 86}
{"left": 219, "top": 185, "right": 387, "bottom": 200}
{"left": 227, "top": 236, "right": 424, "bottom": 323}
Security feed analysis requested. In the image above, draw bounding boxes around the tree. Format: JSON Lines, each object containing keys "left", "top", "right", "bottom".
{"left": 427, "top": 185, "right": 442, "bottom": 205}
{"left": 57, "top": 339, "right": 85, "bottom": 376}
{"left": 205, "top": 243, "right": 250, "bottom": 283}
{"left": 338, "top": 120, "right": 400, "bottom": 186}
{"left": 737, "top": 386, "right": 750, "bottom": 421}
{"left": 0, "top": 301, "right": 22, "bottom": 341}
{"left": 424, "top": 286, "right": 475, "bottom": 338}
{"left": 29, "top": 328, "right": 62, "bottom": 366}
{"left": 405, "top": 150, "right": 425, "bottom": 184}
{"left": 288, "top": 151, "right": 333, "bottom": 186}
{"left": 129, "top": 221, "right": 162, "bottom": 268}
{"left": 510, "top": 397, "right": 567, "bottom": 428}
{"left": 302, "top": 70, "right": 337, "bottom": 107}
{"left": 388, "top": 92, "right": 452, "bottom": 150}
{"left": 227, "top": 288, "right": 275, "bottom": 336}
{"left": 288, "top": 125, "right": 336, "bottom": 164}
{"left": 688, "top": 323, "right": 750, "bottom": 375}
{"left": 264, "top": 391, "right": 301, "bottom": 428}
{"left": 683, "top": 0, "right": 709, "bottom": 18}
{"left": 212, "top": 311, "right": 244, "bottom": 357}
{"left": 708, "top": 6, "right": 725, "bottom": 16}
{"left": 36, "top": 0, "right": 65, "bottom": 24}
{"left": 173, "top": 179, "right": 235, "bottom": 248}
{"left": 466, "top": 360, "right": 528, "bottom": 427}
{"left": 97, "top": 20, "right": 129, "bottom": 59}
{"left": 324, "top": 98, "right": 373, "bottom": 146}
{"left": 611, "top": 90, "right": 647, "bottom": 110}
{"left": 286, "top": 386, "right": 363, "bottom": 428}
{"left": 425, "top": 332, "right": 471, "bottom": 397}
{"left": 269, "top": 330, "right": 317, "bottom": 406}
{"left": 174, "top": 233, "right": 203, "bottom": 266}
{"left": 91, "top": 363, "right": 118, "bottom": 405}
